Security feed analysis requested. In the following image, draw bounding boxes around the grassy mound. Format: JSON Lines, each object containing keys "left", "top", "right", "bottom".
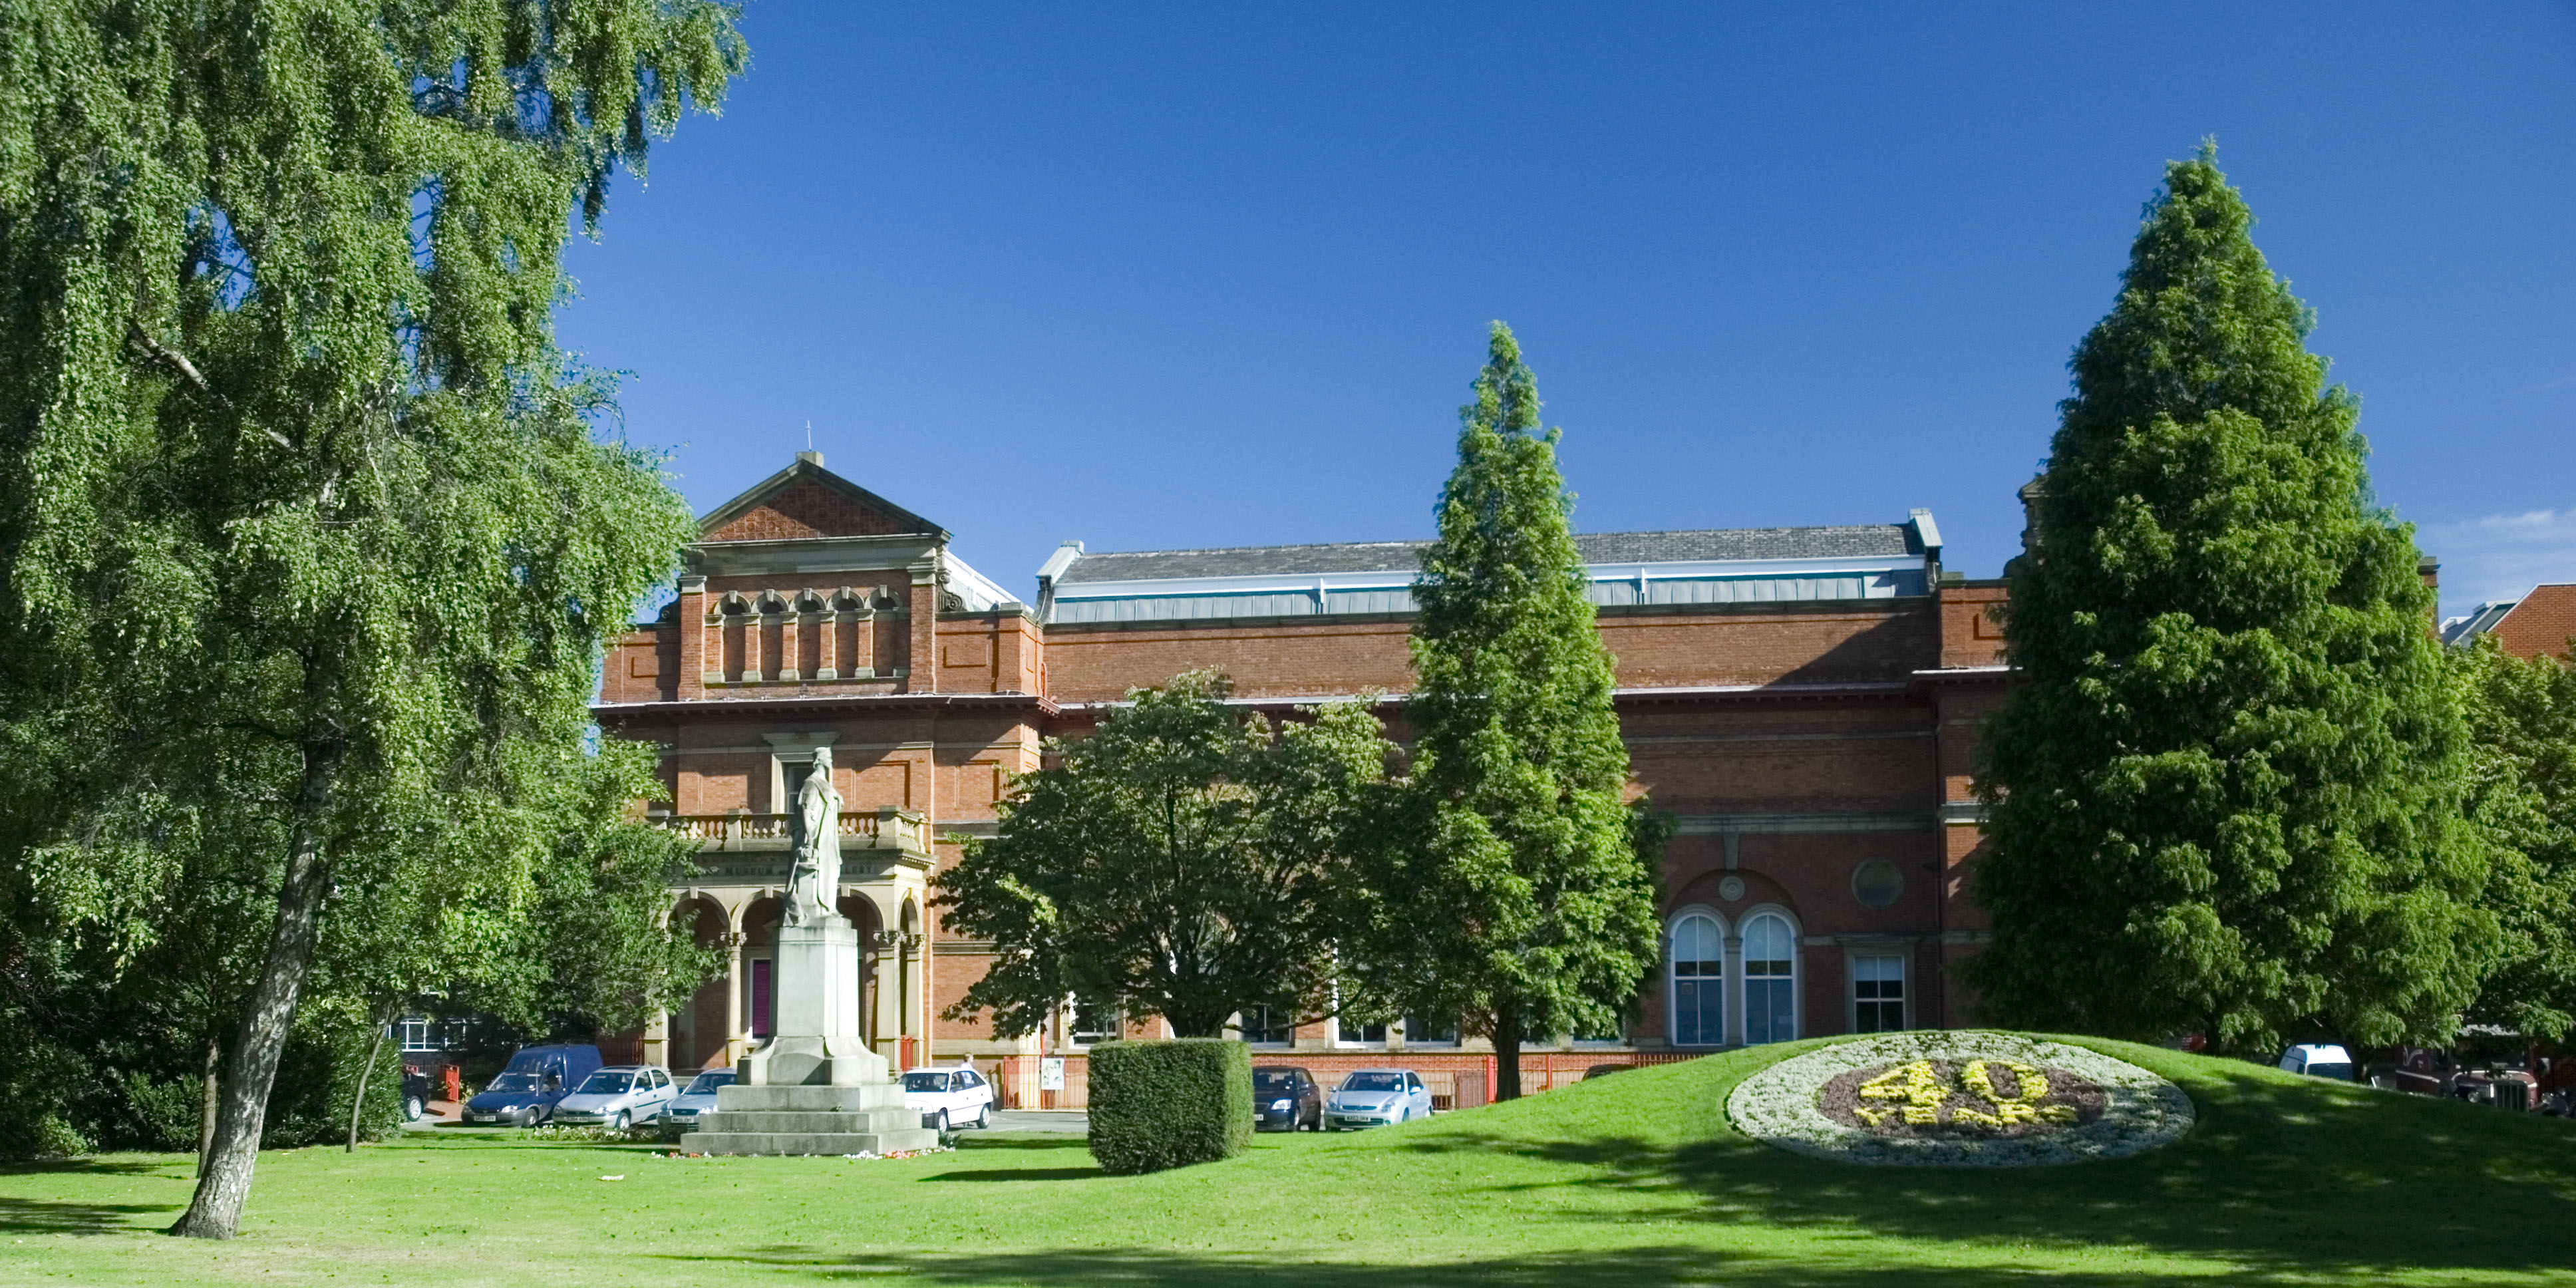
{"left": 5, "top": 1035, "right": 2574, "bottom": 1285}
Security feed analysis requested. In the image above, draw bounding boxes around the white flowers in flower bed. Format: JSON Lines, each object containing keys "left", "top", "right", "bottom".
{"left": 1725, "top": 1031, "right": 2194, "bottom": 1167}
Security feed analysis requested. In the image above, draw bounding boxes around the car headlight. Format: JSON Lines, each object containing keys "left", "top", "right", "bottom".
{"left": 1269, "top": 1099, "right": 1292, "bottom": 1112}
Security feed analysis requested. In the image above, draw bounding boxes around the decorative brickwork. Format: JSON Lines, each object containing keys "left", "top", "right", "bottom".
{"left": 705, "top": 478, "right": 927, "bottom": 542}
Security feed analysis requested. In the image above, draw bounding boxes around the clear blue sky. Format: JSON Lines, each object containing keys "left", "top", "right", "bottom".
{"left": 556, "top": 2, "right": 2575, "bottom": 619}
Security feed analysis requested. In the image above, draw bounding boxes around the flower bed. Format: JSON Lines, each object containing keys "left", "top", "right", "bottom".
{"left": 1724, "top": 1032, "right": 2193, "bottom": 1167}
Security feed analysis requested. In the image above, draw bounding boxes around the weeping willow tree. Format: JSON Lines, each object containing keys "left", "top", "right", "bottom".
{"left": 0, "top": 3, "right": 745, "bottom": 1237}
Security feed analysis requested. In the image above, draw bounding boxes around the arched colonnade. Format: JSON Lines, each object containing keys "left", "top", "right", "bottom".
{"left": 650, "top": 882, "right": 927, "bottom": 1072}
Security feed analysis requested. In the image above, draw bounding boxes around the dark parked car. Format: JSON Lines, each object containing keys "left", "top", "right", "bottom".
{"left": 401, "top": 1064, "right": 432, "bottom": 1122}
{"left": 1253, "top": 1065, "right": 1323, "bottom": 1132}
{"left": 462, "top": 1043, "right": 603, "bottom": 1127}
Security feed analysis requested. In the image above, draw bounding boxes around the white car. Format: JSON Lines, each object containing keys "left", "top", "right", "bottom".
{"left": 1327, "top": 1068, "right": 1434, "bottom": 1130}
{"left": 901, "top": 1065, "right": 995, "bottom": 1132}
{"left": 2278, "top": 1044, "right": 2355, "bottom": 1082}
{"left": 550, "top": 1066, "right": 680, "bottom": 1130}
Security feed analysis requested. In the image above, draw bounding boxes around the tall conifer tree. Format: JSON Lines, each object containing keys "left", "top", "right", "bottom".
{"left": 1973, "top": 146, "right": 2492, "bottom": 1053}
{"left": 1352, "top": 323, "right": 1662, "bottom": 1100}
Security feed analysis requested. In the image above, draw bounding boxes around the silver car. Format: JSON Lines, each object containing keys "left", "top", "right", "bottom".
{"left": 656, "top": 1068, "right": 738, "bottom": 1140}
{"left": 1326, "top": 1068, "right": 1434, "bottom": 1130}
{"left": 550, "top": 1065, "right": 679, "bottom": 1130}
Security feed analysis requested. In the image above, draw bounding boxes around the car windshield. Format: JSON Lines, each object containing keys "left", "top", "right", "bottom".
{"left": 485, "top": 1073, "right": 540, "bottom": 1092}
{"left": 1341, "top": 1072, "right": 1404, "bottom": 1093}
{"left": 901, "top": 1072, "right": 949, "bottom": 1092}
{"left": 2306, "top": 1062, "right": 2354, "bottom": 1081}
{"left": 685, "top": 1072, "right": 735, "bottom": 1095}
{"left": 578, "top": 1072, "right": 633, "bottom": 1094}
{"left": 1253, "top": 1071, "right": 1299, "bottom": 1090}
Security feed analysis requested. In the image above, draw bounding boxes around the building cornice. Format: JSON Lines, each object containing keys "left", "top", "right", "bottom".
{"left": 593, "top": 692, "right": 1060, "bottom": 722}
{"left": 1037, "top": 594, "right": 1933, "bottom": 635}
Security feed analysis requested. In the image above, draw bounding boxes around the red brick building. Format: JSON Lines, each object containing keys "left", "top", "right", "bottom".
{"left": 2444, "top": 584, "right": 2576, "bottom": 663}
{"left": 592, "top": 453, "right": 2019, "bottom": 1084}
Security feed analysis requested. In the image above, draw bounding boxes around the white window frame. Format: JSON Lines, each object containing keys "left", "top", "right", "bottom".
{"left": 1396, "top": 1014, "right": 1460, "bottom": 1048}
{"left": 1333, "top": 1015, "right": 1392, "bottom": 1048}
{"left": 1738, "top": 907, "right": 1801, "bottom": 1046}
{"left": 1064, "top": 999, "right": 1120, "bottom": 1050}
{"left": 1846, "top": 946, "right": 1908, "bottom": 1035}
{"left": 1667, "top": 906, "right": 1729, "bottom": 1048}
{"left": 1227, "top": 1005, "right": 1297, "bottom": 1048}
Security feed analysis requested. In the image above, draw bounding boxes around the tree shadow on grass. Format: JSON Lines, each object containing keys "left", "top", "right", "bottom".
{"left": 655, "top": 1243, "right": 2164, "bottom": 1287}
{"left": 951, "top": 1136, "right": 1092, "bottom": 1154}
{"left": 1401, "top": 1066, "right": 2576, "bottom": 1283}
{"left": 0, "top": 1196, "right": 176, "bottom": 1234}
{"left": 916, "top": 1168, "right": 1102, "bottom": 1183}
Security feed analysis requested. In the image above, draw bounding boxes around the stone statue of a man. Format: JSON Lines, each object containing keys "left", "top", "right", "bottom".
{"left": 784, "top": 747, "right": 843, "bottom": 926}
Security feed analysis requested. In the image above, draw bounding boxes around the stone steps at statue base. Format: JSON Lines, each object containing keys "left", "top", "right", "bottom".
{"left": 712, "top": 1084, "right": 906, "bottom": 1112}
{"left": 688, "top": 1109, "right": 929, "bottom": 1135}
{"left": 679, "top": 1127, "right": 940, "bottom": 1156}
{"left": 677, "top": 1081, "right": 939, "bottom": 1155}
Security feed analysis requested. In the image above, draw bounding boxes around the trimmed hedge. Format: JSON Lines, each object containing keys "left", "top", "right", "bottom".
{"left": 1086, "top": 1038, "right": 1253, "bottom": 1175}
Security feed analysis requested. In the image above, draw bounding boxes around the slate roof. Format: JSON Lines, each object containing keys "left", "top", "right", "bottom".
{"left": 1054, "top": 525, "right": 1918, "bottom": 585}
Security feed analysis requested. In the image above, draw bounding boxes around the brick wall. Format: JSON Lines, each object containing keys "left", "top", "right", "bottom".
{"left": 1045, "top": 617, "right": 1417, "bottom": 701}
{"left": 2494, "top": 585, "right": 2576, "bottom": 662}
{"left": 703, "top": 479, "right": 923, "bottom": 542}
{"left": 1936, "top": 579, "right": 2010, "bottom": 669}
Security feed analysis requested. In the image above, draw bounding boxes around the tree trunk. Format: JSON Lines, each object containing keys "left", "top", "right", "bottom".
{"left": 346, "top": 1003, "right": 394, "bottom": 1153}
{"left": 196, "top": 1036, "right": 220, "bottom": 1175}
{"left": 1493, "top": 1000, "right": 1524, "bottom": 1102}
{"left": 170, "top": 742, "right": 338, "bottom": 1239}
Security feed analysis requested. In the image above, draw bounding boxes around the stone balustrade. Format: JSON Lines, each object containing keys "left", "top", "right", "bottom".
{"left": 651, "top": 808, "right": 928, "bottom": 855}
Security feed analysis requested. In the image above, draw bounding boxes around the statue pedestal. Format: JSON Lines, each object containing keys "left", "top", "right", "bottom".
{"left": 688, "top": 915, "right": 933, "bottom": 1155}
{"left": 738, "top": 917, "right": 886, "bottom": 1088}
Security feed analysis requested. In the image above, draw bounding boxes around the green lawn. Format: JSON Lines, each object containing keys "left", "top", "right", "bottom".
{"left": 4, "top": 1036, "right": 2574, "bottom": 1286}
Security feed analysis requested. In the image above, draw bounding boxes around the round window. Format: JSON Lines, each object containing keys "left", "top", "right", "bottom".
{"left": 1852, "top": 858, "right": 1905, "bottom": 909}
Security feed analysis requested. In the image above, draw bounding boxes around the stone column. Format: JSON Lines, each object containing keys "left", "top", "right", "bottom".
{"left": 723, "top": 930, "right": 745, "bottom": 1066}
{"left": 1724, "top": 933, "right": 1746, "bottom": 1048}
{"left": 907, "top": 558, "right": 939, "bottom": 693}
{"left": 678, "top": 575, "right": 710, "bottom": 698}
{"left": 641, "top": 1012, "right": 668, "bottom": 1070}
{"left": 778, "top": 594, "right": 804, "bottom": 683}
{"left": 870, "top": 928, "right": 903, "bottom": 1066}
{"left": 816, "top": 592, "right": 842, "bottom": 681}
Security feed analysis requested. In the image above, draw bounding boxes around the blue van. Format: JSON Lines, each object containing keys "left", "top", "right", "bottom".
{"left": 461, "top": 1044, "right": 604, "bottom": 1127}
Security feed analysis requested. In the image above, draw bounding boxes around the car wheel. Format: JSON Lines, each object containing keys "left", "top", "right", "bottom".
{"left": 403, "top": 1094, "right": 425, "bottom": 1122}
{"left": 611, "top": 1111, "right": 629, "bottom": 1132}
{"left": 936, "top": 1110, "right": 951, "bottom": 1134}
{"left": 974, "top": 1104, "right": 991, "bottom": 1130}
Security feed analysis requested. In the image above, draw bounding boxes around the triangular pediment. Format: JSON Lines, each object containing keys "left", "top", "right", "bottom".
{"left": 697, "top": 457, "right": 945, "bottom": 543}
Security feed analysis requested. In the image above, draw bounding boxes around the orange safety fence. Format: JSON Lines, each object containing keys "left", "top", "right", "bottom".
{"left": 979, "top": 1049, "right": 1705, "bottom": 1112}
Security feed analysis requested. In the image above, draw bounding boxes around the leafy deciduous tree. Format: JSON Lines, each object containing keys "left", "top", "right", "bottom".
{"left": 2454, "top": 637, "right": 2576, "bottom": 1040}
{"left": 935, "top": 670, "right": 1394, "bottom": 1041}
{"left": 0, "top": 1, "right": 743, "bottom": 1236}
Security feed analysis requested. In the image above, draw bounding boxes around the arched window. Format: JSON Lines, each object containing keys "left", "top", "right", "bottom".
{"left": 1742, "top": 913, "right": 1797, "bottom": 1045}
{"left": 1669, "top": 913, "right": 1726, "bottom": 1046}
